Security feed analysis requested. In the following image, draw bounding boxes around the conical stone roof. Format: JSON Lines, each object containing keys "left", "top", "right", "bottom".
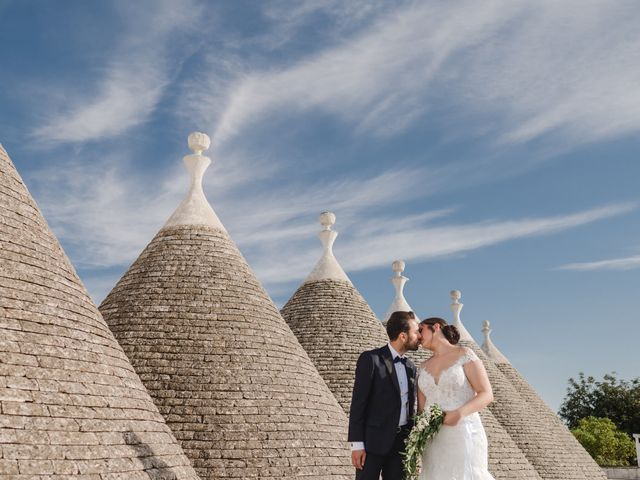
{"left": 99, "top": 134, "right": 351, "bottom": 479}
{"left": 452, "top": 292, "right": 601, "bottom": 480}
{"left": 280, "top": 213, "right": 389, "bottom": 413}
{"left": 478, "top": 408, "right": 543, "bottom": 479}
{"left": 482, "top": 321, "right": 607, "bottom": 479}
{"left": 0, "top": 144, "right": 198, "bottom": 479}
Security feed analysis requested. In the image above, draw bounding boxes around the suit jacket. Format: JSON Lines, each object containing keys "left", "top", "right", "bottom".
{"left": 348, "top": 344, "right": 417, "bottom": 455}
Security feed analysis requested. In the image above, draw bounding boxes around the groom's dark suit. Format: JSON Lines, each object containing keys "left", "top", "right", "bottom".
{"left": 349, "top": 344, "right": 417, "bottom": 480}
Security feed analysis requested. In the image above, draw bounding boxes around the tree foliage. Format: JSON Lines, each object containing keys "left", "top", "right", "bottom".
{"left": 559, "top": 372, "right": 640, "bottom": 436}
{"left": 571, "top": 417, "right": 636, "bottom": 466}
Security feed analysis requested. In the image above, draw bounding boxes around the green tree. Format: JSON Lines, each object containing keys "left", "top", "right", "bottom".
{"left": 559, "top": 372, "right": 640, "bottom": 436}
{"left": 571, "top": 417, "right": 636, "bottom": 466}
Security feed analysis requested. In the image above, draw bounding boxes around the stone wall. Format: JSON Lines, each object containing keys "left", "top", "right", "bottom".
{"left": 604, "top": 467, "right": 640, "bottom": 479}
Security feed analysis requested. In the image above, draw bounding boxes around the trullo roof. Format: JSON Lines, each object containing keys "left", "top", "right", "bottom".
{"left": 452, "top": 292, "right": 606, "bottom": 480}
{"left": 98, "top": 134, "right": 351, "bottom": 479}
{"left": 0, "top": 144, "right": 198, "bottom": 479}
{"left": 280, "top": 213, "right": 389, "bottom": 413}
{"left": 482, "top": 321, "right": 607, "bottom": 479}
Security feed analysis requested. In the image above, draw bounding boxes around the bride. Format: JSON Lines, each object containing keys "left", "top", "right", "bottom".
{"left": 417, "top": 317, "right": 495, "bottom": 479}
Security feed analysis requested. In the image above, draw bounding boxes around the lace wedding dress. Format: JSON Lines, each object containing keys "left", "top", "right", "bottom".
{"left": 417, "top": 347, "right": 495, "bottom": 480}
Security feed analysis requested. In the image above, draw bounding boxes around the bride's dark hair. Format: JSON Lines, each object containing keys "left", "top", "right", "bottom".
{"left": 420, "top": 317, "right": 460, "bottom": 345}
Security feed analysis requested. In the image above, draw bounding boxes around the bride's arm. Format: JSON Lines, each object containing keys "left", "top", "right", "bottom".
{"left": 444, "top": 359, "right": 493, "bottom": 425}
{"left": 459, "top": 359, "right": 494, "bottom": 417}
{"left": 417, "top": 383, "right": 426, "bottom": 413}
{"left": 417, "top": 361, "right": 429, "bottom": 413}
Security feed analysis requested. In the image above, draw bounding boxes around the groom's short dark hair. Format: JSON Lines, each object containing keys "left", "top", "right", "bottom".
{"left": 386, "top": 311, "right": 416, "bottom": 340}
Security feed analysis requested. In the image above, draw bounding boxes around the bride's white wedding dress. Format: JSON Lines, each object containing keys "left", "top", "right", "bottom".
{"left": 417, "top": 347, "right": 495, "bottom": 480}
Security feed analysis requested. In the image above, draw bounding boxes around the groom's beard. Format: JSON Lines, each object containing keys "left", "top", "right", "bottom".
{"left": 406, "top": 339, "right": 420, "bottom": 351}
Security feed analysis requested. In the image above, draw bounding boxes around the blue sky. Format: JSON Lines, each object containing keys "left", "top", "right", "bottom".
{"left": 1, "top": 0, "right": 639, "bottom": 411}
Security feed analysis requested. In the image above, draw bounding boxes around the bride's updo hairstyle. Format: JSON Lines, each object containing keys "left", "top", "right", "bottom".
{"left": 421, "top": 317, "right": 460, "bottom": 345}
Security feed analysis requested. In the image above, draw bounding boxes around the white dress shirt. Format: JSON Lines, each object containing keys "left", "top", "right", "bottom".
{"left": 351, "top": 343, "right": 409, "bottom": 451}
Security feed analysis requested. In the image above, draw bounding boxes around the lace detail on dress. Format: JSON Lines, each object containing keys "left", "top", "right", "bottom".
{"left": 417, "top": 346, "right": 494, "bottom": 479}
{"left": 418, "top": 349, "right": 477, "bottom": 412}
{"left": 460, "top": 347, "right": 479, "bottom": 364}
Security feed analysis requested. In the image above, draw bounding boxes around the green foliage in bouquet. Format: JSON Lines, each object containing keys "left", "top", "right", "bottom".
{"left": 571, "top": 416, "right": 637, "bottom": 467}
{"left": 402, "top": 404, "right": 445, "bottom": 480}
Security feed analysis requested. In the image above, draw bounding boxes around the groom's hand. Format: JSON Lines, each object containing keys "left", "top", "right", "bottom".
{"left": 351, "top": 449, "right": 366, "bottom": 470}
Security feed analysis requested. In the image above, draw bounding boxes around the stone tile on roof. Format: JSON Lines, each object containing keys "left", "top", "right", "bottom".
{"left": 98, "top": 135, "right": 351, "bottom": 479}
{"left": 281, "top": 277, "right": 389, "bottom": 414}
{"left": 454, "top": 292, "right": 603, "bottom": 479}
{"left": 479, "top": 409, "right": 544, "bottom": 479}
{"left": 482, "top": 321, "right": 607, "bottom": 479}
{"left": 0, "top": 143, "right": 199, "bottom": 479}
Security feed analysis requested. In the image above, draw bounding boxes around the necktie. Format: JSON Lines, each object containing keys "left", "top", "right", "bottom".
{"left": 393, "top": 356, "right": 407, "bottom": 365}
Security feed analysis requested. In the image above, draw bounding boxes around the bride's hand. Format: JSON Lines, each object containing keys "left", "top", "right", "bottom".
{"left": 443, "top": 409, "right": 462, "bottom": 426}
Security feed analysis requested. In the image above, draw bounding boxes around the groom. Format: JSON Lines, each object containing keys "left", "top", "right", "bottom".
{"left": 349, "top": 311, "right": 422, "bottom": 480}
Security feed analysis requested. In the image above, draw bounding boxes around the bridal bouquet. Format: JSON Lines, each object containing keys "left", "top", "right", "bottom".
{"left": 402, "top": 404, "right": 445, "bottom": 480}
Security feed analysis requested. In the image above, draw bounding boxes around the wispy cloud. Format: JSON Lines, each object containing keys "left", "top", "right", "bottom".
{"left": 26, "top": 148, "right": 437, "bottom": 299}
{"left": 190, "top": 1, "right": 640, "bottom": 152}
{"left": 27, "top": 141, "right": 636, "bottom": 302}
{"left": 32, "top": 0, "right": 203, "bottom": 145}
{"left": 257, "top": 0, "right": 398, "bottom": 50}
{"left": 28, "top": 151, "right": 433, "bottom": 269}
{"left": 340, "top": 204, "right": 637, "bottom": 270}
{"left": 207, "top": 1, "right": 519, "bottom": 146}
{"left": 460, "top": 2, "right": 640, "bottom": 148}
{"left": 250, "top": 202, "right": 637, "bottom": 285}
{"left": 18, "top": 0, "right": 640, "bottom": 303}
{"left": 557, "top": 254, "right": 640, "bottom": 272}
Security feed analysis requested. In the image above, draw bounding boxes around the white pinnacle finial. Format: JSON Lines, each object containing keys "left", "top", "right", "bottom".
{"left": 392, "top": 260, "right": 406, "bottom": 275}
{"left": 384, "top": 260, "right": 415, "bottom": 322}
{"left": 188, "top": 132, "right": 211, "bottom": 154}
{"left": 304, "top": 212, "right": 351, "bottom": 284}
{"left": 319, "top": 211, "right": 336, "bottom": 231}
{"left": 164, "top": 132, "right": 225, "bottom": 230}
{"left": 481, "top": 320, "right": 510, "bottom": 364}
{"left": 449, "top": 290, "right": 474, "bottom": 342}
{"left": 482, "top": 320, "right": 491, "bottom": 336}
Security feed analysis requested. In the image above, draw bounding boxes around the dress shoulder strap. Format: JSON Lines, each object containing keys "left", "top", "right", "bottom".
{"left": 460, "top": 346, "right": 479, "bottom": 364}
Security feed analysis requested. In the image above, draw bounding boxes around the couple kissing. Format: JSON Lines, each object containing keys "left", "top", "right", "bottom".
{"left": 348, "top": 311, "right": 495, "bottom": 480}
